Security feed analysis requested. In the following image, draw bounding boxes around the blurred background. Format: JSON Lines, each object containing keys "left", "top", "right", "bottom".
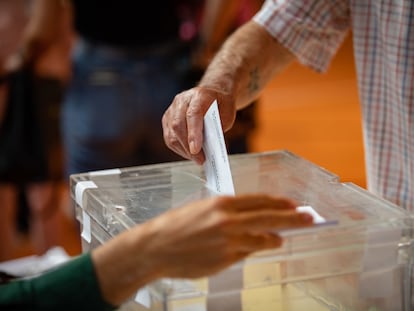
{"left": 0, "top": 1, "right": 365, "bottom": 263}
{"left": 8, "top": 35, "right": 365, "bottom": 260}
{"left": 252, "top": 35, "right": 365, "bottom": 189}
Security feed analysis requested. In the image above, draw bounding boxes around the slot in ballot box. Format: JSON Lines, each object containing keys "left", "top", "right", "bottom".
{"left": 71, "top": 150, "right": 414, "bottom": 311}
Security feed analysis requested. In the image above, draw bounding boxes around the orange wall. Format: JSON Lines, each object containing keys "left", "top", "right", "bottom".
{"left": 250, "top": 35, "right": 366, "bottom": 188}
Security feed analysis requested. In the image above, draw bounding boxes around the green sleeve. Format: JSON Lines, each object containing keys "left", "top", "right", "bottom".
{"left": 0, "top": 253, "right": 116, "bottom": 311}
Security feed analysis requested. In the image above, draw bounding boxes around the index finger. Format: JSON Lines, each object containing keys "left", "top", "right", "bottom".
{"left": 186, "top": 88, "right": 218, "bottom": 156}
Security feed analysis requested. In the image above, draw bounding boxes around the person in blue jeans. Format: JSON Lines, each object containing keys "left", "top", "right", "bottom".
{"left": 21, "top": 0, "right": 259, "bottom": 178}
{"left": 62, "top": 0, "right": 192, "bottom": 176}
{"left": 20, "top": 0, "right": 205, "bottom": 177}
{"left": 63, "top": 37, "right": 186, "bottom": 175}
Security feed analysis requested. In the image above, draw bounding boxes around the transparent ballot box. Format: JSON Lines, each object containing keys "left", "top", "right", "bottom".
{"left": 71, "top": 150, "right": 414, "bottom": 311}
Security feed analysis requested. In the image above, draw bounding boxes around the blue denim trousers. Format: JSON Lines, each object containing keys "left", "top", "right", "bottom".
{"left": 62, "top": 39, "right": 189, "bottom": 176}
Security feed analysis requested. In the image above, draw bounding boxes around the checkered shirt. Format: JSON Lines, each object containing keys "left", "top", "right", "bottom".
{"left": 254, "top": 0, "right": 414, "bottom": 211}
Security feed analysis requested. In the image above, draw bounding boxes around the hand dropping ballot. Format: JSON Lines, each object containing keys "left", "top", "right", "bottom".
{"left": 202, "top": 100, "right": 336, "bottom": 228}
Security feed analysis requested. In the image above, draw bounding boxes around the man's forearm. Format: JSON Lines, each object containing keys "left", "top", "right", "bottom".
{"left": 199, "top": 20, "right": 295, "bottom": 109}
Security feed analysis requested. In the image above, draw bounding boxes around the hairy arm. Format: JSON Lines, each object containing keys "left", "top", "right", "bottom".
{"left": 200, "top": 20, "right": 294, "bottom": 110}
{"left": 162, "top": 20, "right": 295, "bottom": 163}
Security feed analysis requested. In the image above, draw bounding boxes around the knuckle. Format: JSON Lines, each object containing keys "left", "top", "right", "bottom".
{"left": 173, "top": 91, "right": 186, "bottom": 103}
{"left": 212, "top": 196, "right": 235, "bottom": 212}
{"left": 167, "top": 136, "right": 180, "bottom": 149}
{"left": 170, "top": 118, "right": 183, "bottom": 132}
{"left": 214, "top": 212, "right": 232, "bottom": 228}
{"left": 161, "top": 113, "right": 168, "bottom": 126}
{"left": 186, "top": 104, "right": 202, "bottom": 119}
{"left": 162, "top": 130, "right": 174, "bottom": 145}
{"left": 205, "top": 197, "right": 239, "bottom": 232}
{"left": 211, "top": 210, "right": 234, "bottom": 232}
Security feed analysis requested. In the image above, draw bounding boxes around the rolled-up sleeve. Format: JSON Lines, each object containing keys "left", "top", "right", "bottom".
{"left": 254, "top": 0, "right": 351, "bottom": 72}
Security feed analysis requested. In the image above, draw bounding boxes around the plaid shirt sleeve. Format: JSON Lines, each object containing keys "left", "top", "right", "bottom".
{"left": 253, "top": 0, "right": 351, "bottom": 72}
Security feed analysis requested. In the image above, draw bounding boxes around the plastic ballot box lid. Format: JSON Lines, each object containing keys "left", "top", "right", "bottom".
{"left": 71, "top": 150, "right": 414, "bottom": 311}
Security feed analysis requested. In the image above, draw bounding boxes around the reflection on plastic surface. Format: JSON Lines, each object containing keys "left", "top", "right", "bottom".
{"left": 71, "top": 150, "right": 414, "bottom": 311}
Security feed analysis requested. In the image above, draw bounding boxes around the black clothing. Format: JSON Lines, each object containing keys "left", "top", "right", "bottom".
{"left": 71, "top": 0, "right": 183, "bottom": 47}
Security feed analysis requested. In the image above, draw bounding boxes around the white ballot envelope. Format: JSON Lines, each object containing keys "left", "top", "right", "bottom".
{"left": 203, "top": 100, "right": 235, "bottom": 195}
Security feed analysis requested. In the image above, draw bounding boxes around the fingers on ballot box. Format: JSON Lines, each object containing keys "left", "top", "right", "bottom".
{"left": 71, "top": 150, "right": 414, "bottom": 311}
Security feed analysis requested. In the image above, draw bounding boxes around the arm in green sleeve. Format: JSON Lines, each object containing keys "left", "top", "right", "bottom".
{"left": 0, "top": 253, "right": 116, "bottom": 311}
